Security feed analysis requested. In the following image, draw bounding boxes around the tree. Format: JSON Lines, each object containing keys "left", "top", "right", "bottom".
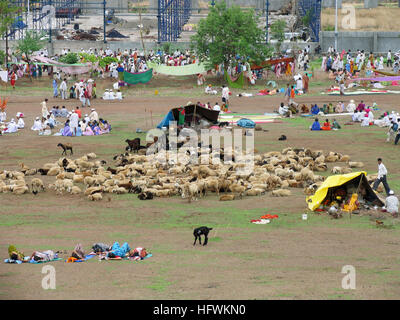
{"left": 0, "top": 0, "right": 24, "bottom": 69}
{"left": 15, "top": 31, "right": 46, "bottom": 80}
{"left": 270, "top": 20, "right": 287, "bottom": 54}
{"left": 59, "top": 52, "right": 79, "bottom": 64}
{"left": 190, "top": 1, "right": 272, "bottom": 72}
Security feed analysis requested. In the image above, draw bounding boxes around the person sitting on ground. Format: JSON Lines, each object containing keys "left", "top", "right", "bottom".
{"left": 59, "top": 106, "right": 69, "bottom": 118}
{"left": 310, "top": 118, "right": 321, "bottom": 131}
{"left": 31, "top": 117, "right": 42, "bottom": 131}
{"left": 361, "top": 113, "right": 370, "bottom": 127}
{"left": 16, "top": 112, "right": 24, "bottom": 129}
{"left": 46, "top": 115, "right": 55, "bottom": 129}
{"left": 332, "top": 119, "right": 341, "bottom": 130}
{"left": 278, "top": 102, "right": 290, "bottom": 117}
{"left": 356, "top": 100, "right": 365, "bottom": 112}
{"left": 352, "top": 110, "right": 361, "bottom": 122}
{"left": 205, "top": 84, "right": 217, "bottom": 95}
{"left": 321, "top": 119, "right": 332, "bottom": 130}
{"left": 62, "top": 120, "right": 72, "bottom": 136}
{"left": 346, "top": 99, "right": 356, "bottom": 113}
{"left": 116, "top": 90, "right": 123, "bottom": 101}
{"left": 384, "top": 190, "right": 399, "bottom": 217}
{"left": 300, "top": 104, "right": 310, "bottom": 113}
{"left": 83, "top": 123, "right": 94, "bottom": 136}
{"left": 4, "top": 119, "right": 18, "bottom": 134}
{"left": 335, "top": 101, "right": 344, "bottom": 113}
{"left": 328, "top": 103, "right": 334, "bottom": 114}
{"left": 213, "top": 102, "right": 221, "bottom": 112}
{"left": 311, "top": 104, "right": 320, "bottom": 115}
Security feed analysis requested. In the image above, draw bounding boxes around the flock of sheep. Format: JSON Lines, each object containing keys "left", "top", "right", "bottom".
{"left": 0, "top": 145, "right": 375, "bottom": 202}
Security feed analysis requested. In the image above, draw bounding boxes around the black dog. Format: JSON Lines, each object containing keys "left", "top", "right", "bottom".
{"left": 193, "top": 226, "right": 213, "bottom": 246}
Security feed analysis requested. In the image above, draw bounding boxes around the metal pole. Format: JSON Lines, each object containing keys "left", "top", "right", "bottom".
{"left": 49, "top": 0, "right": 52, "bottom": 43}
{"left": 334, "top": 0, "right": 338, "bottom": 52}
{"left": 265, "top": 0, "right": 269, "bottom": 44}
{"left": 103, "top": 0, "right": 107, "bottom": 43}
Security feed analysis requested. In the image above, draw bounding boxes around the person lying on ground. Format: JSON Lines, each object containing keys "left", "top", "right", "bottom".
{"left": 29, "top": 250, "right": 57, "bottom": 262}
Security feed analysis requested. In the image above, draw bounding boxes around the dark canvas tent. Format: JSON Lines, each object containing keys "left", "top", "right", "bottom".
{"left": 157, "top": 105, "right": 220, "bottom": 129}
{"left": 307, "top": 171, "right": 384, "bottom": 211}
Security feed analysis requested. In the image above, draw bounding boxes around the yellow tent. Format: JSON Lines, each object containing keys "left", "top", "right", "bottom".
{"left": 306, "top": 171, "right": 383, "bottom": 211}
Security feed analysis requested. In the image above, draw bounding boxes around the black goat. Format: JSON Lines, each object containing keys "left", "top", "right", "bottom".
{"left": 193, "top": 226, "right": 213, "bottom": 246}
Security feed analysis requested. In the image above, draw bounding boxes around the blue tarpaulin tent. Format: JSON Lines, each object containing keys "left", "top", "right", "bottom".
{"left": 157, "top": 110, "right": 175, "bottom": 129}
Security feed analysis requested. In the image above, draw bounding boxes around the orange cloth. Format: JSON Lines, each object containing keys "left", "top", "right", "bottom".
{"left": 66, "top": 257, "right": 78, "bottom": 263}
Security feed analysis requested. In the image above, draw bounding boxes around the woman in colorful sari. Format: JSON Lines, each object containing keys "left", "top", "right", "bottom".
{"left": 100, "top": 121, "right": 110, "bottom": 134}
{"left": 83, "top": 124, "right": 94, "bottom": 136}
{"left": 92, "top": 122, "right": 101, "bottom": 135}
{"left": 62, "top": 121, "right": 72, "bottom": 136}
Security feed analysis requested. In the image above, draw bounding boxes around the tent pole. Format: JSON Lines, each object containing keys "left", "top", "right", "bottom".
{"left": 192, "top": 104, "right": 197, "bottom": 128}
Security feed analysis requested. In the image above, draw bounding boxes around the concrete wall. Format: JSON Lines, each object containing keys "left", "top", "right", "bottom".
{"left": 0, "top": 39, "right": 318, "bottom": 56}
{"left": 322, "top": 0, "right": 342, "bottom": 9}
{"left": 320, "top": 31, "right": 400, "bottom": 53}
{"left": 225, "top": 0, "right": 291, "bottom": 11}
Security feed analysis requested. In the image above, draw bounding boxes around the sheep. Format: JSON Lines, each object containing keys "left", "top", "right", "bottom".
{"left": 47, "top": 167, "right": 61, "bottom": 176}
{"left": 331, "top": 166, "right": 353, "bottom": 174}
{"left": 228, "top": 184, "right": 246, "bottom": 198}
{"left": 349, "top": 161, "right": 364, "bottom": 168}
{"left": 84, "top": 176, "right": 97, "bottom": 187}
{"left": 245, "top": 188, "right": 265, "bottom": 196}
{"left": 339, "top": 155, "right": 351, "bottom": 162}
{"left": 88, "top": 193, "right": 103, "bottom": 201}
{"left": 73, "top": 175, "right": 85, "bottom": 184}
{"left": 219, "top": 194, "right": 236, "bottom": 201}
{"left": 31, "top": 178, "right": 45, "bottom": 192}
{"left": 70, "top": 186, "right": 82, "bottom": 194}
{"left": 84, "top": 186, "right": 104, "bottom": 196}
{"left": 181, "top": 182, "right": 199, "bottom": 203}
{"left": 86, "top": 153, "right": 97, "bottom": 160}
{"left": 12, "top": 185, "right": 29, "bottom": 195}
{"left": 271, "top": 189, "right": 292, "bottom": 197}
{"left": 57, "top": 143, "right": 73, "bottom": 155}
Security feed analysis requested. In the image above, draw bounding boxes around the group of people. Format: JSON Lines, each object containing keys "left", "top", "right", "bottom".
{"left": 0, "top": 112, "right": 25, "bottom": 135}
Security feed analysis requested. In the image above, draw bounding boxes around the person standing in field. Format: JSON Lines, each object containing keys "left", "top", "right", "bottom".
{"left": 221, "top": 85, "right": 230, "bottom": 108}
{"left": 373, "top": 158, "right": 392, "bottom": 196}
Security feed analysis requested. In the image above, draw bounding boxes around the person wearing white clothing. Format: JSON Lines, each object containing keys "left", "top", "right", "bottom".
{"left": 213, "top": 103, "right": 221, "bottom": 112}
{"left": 205, "top": 85, "right": 217, "bottom": 95}
{"left": 89, "top": 109, "right": 99, "bottom": 122}
{"left": 59, "top": 79, "right": 67, "bottom": 100}
{"left": 31, "top": 117, "right": 42, "bottom": 131}
{"left": 16, "top": 113, "right": 24, "bottom": 129}
{"left": 116, "top": 90, "right": 123, "bottom": 101}
{"left": 4, "top": 119, "right": 18, "bottom": 133}
{"left": 41, "top": 99, "right": 49, "bottom": 118}
{"left": 346, "top": 100, "right": 356, "bottom": 113}
{"left": 221, "top": 85, "right": 230, "bottom": 105}
{"left": 69, "top": 111, "right": 79, "bottom": 136}
{"left": 0, "top": 110, "right": 6, "bottom": 123}
{"left": 373, "top": 158, "right": 391, "bottom": 196}
{"left": 385, "top": 191, "right": 399, "bottom": 216}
